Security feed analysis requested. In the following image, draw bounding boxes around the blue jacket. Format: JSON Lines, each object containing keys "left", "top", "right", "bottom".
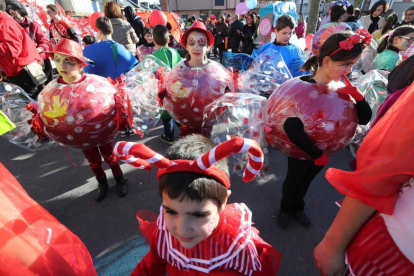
{"left": 252, "top": 42, "right": 306, "bottom": 77}
{"left": 83, "top": 40, "right": 138, "bottom": 80}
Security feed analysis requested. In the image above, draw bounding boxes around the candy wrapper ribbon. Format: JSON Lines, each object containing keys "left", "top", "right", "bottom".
{"left": 107, "top": 76, "right": 128, "bottom": 131}
{"left": 330, "top": 29, "right": 372, "bottom": 56}
{"left": 25, "top": 102, "right": 47, "bottom": 140}
{"left": 157, "top": 67, "right": 167, "bottom": 107}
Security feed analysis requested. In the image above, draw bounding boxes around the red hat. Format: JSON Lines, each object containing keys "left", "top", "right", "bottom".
{"left": 209, "top": 14, "right": 216, "bottom": 19}
{"left": 113, "top": 136, "right": 264, "bottom": 189}
{"left": 47, "top": 38, "right": 88, "bottom": 67}
{"left": 180, "top": 21, "right": 215, "bottom": 48}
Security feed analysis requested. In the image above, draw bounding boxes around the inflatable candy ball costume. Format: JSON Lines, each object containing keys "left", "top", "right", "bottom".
{"left": 265, "top": 78, "right": 358, "bottom": 160}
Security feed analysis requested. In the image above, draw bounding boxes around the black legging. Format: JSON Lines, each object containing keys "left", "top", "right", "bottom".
{"left": 280, "top": 157, "right": 324, "bottom": 213}
{"left": 218, "top": 44, "right": 227, "bottom": 64}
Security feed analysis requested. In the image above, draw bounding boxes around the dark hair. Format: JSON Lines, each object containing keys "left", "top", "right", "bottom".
{"left": 346, "top": 5, "right": 354, "bottom": 15}
{"left": 6, "top": 0, "right": 27, "bottom": 17}
{"left": 248, "top": 13, "right": 257, "bottom": 25}
{"left": 123, "top": 6, "right": 135, "bottom": 24}
{"left": 276, "top": 14, "right": 295, "bottom": 31}
{"left": 218, "top": 14, "right": 226, "bottom": 24}
{"left": 82, "top": 35, "right": 96, "bottom": 45}
{"left": 377, "top": 25, "right": 414, "bottom": 53}
{"left": 95, "top": 16, "right": 113, "bottom": 35}
{"left": 144, "top": 27, "right": 153, "bottom": 35}
{"left": 104, "top": 1, "right": 123, "bottom": 19}
{"left": 381, "top": 12, "right": 398, "bottom": 35}
{"left": 159, "top": 135, "right": 229, "bottom": 208}
{"left": 330, "top": 5, "right": 346, "bottom": 22}
{"left": 46, "top": 4, "right": 59, "bottom": 14}
{"left": 153, "top": 24, "right": 168, "bottom": 46}
{"left": 370, "top": 1, "right": 388, "bottom": 17}
{"left": 354, "top": 8, "right": 361, "bottom": 19}
{"left": 301, "top": 31, "right": 365, "bottom": 72}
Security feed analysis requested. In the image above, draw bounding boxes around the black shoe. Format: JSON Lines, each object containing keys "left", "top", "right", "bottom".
{"left": 278, "top": 211, "right": 291, "bottom": 229}
{"left": 114, "top": 174, "right": 128, "bottom": 197}
{"left": 294, "top": 211, "right": 311, "bottom": 227}
{"left": 95, "top": 177, "right": 109, "bottom": 202}
{"left": 160, "top": 134, "right": 174, "bottom": 145}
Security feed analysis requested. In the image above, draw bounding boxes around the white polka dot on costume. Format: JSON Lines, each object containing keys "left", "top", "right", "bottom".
{"left": 318, "top": 143, "right": 328, "bottom": 150}
{"left": 66, "top": 116, "right": 74, "bottom": 123}
{"left": 309, "top": 90, "right": 319, "bottom": 99}
{"left": 285, "top": 143, "right": 291, "bottom": 149}
{"left": 95, "top": 124, "right": 101, "bottom": 129}
{"left": 67, "top": 135, "right": 73, "bottom": 141}
{"left": 90, "top": 135, "right": 98, "bottom": 138}
{"left": 192, "top": 79, "right": 198, "bottom": 86}
{"left": 141, "top": 125, "right": 148, "bottom": 130}
{"left": 194, "top": 117, "right": 201, "bottom": 121}
{"left": 145, "top": 111, "right": 150, "bottom": 116}
{"left": 108, "top": 121, "right": 113, "bottom": 127}
{"left": 112, "top": 110, "right": 115, "bottom": 115}
{"left": 324, "top": 122, "right": 335, "bottom": 132}
{"left": 181, "top": 104, "right": 187, "bottom": 109}
{"left": 86, "top": 84, "right": 95, "bottom": 92}
{"left": 277, "top": 61, "right": 285, "bottom": 68}
{"left": 144, "top": 62, "right": 149, "bottom": 68}
{"left": 193, "top": 107, "right": 199, "bottom": 113}
{"left": 83, "top": 143, "right": 89, "bottom": 147}
{"left": 264, "top": 70, "right": 271, "bottom": 75}
{"left": 74, "top": 126, "right": 83, "bottom": 133}
{"left": 5, "top": 84, "right": 12, "bottom": 91}
{"left": 183, "top": 119, "right": 188, "bottom": 123}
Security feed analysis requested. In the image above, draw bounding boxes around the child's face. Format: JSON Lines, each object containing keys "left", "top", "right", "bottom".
{"left": 145, "top": 33, "right": 153, "bottom": 44}
{"left": 323, "top": 55, "right": 361, "bottom": 82}
{"left": 54, "top": 54, "right": 83, "bottom": 82}
{"left": 162, "top": 192, "right": 222, "bottom": 249}
{"left": 276, "top": 27, "right": 292, "bottom": 45}
{"left": 186, "top": 31, "right": 208, "bottom": 62}
{"left": 393, "top": 33, "right": 414, "bottom": 51}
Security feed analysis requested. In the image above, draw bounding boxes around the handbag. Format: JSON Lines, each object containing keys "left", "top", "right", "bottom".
{"left": 24, "top": 61, "right": 47, "bottom": 86}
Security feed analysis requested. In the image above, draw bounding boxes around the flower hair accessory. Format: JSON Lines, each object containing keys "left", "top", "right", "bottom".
{"left": 113, "top": 136, "right": 264, "bottom": 189}
{"left": 329, "top": 29, "right": 372, "bottom": 56}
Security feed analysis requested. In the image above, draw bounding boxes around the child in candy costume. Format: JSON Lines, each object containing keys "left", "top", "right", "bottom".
{"left": 265, "top": 31, "right": 372, "bottom": 229}
{"left": 314, "top": 81, "right": 414, "bottom": 276}
{"left": 112, "top": 134, "right": 281, "bottom": 275}
{"left": 372, "top": 25, "right": 414, "bottom": 72}
{"left": 27, "top": 39, "right": 128, "bottom": 202}
{"left": 162, "top": 22, "right": 233, "bottom": 136}
{"left": 136, "top": 27, "right": 156, "bottom": 62}
{"left": 253, "top": 15, "right": 306, "bottom": 77}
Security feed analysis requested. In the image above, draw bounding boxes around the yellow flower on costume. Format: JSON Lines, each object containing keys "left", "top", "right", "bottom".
{"left": 43, "top": 96, "right": 68, "bottom": 119}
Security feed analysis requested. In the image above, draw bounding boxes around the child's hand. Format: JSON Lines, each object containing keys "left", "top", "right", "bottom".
{"left": 336, "top": 76, "right": 364, "bottom": 101}
{"left": 314, "top": 238, "right": 346, "bottom": 276}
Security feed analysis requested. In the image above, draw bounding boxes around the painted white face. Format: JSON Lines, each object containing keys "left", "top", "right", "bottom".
{"left": 162, "top": 192, "right": 221, "bottom": 249}
{"left": 186, "top": 31, "right": 208, "bottom": 63}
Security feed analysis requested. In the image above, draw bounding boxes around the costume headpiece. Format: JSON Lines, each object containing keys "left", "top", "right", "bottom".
{"left": 47, "top": 38, "right": 88, "bottom": 67}
{"left": 113, "top": 136, "right": 264, "bottom": 189}
{"left": 329, "top": 29, "right": 372, "bottom": 56}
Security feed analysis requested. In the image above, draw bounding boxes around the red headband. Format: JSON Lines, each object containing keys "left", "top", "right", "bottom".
{"left": 113, "top": 137, "right": 264, "bottom": 189}
{"left": 329, "top": 29, "right": 372, "bottom": 57}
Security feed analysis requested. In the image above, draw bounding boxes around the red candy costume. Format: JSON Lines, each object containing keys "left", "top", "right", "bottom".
{"left": 164, "top": 60, "right": 233, "bottom": 135}
{"left": 264, "top": 77, "right": 358, "bottom": 160}
{"left": 132, "top": 203, "right": 281, "bottom": 276}
{"left": 326, "top": 82, "right": 414, "bottom": 275}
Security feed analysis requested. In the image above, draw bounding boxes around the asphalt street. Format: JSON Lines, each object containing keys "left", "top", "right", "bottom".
{"left": 0, "top": 122, "right": 353, "bottom": 276}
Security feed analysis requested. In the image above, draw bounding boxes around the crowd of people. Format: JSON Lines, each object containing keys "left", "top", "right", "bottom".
{"left": 1, "top": 0, "right": 414, "bottom": 275}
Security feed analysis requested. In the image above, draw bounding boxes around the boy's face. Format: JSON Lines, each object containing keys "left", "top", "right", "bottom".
{"left": 162, "top": 192, "right": 222, "bottom": 249}
{"left": 275, "top": 26, "right": 292, "bottom": 45}
{"left": 54, "top": 53, "right": 83, "bottom": 82}
{"left": 186, "top": 31, "right": 208, "bottom": 62}
{"left": 145, "top": 33, "right": 153, "bottom": 44}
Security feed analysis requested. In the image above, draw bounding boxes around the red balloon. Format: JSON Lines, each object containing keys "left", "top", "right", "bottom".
{"left": 265, "top": 78, "right": 358, "bottom": 159}
{"left": 149, "top": 10, "right": 167, "bottom": 28}
{"left": 305, "top": 33, "right": 313, "bottom": 50}
{"left": 89, "top": 12, "right": 104, "bottom": 32}
{"left": 37, "top": 75, "right": 119, "bottom": 150}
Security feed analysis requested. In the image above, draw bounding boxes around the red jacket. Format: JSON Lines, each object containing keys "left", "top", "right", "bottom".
{"left": 0, "top": 12, "right": 42, "bottom": 77}
{"left": 19, "top": 17, "right": 51, "bottom": 60}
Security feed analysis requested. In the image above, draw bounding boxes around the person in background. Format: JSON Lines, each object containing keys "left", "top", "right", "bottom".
{"left": 104, "top": 1, "right": 139, "bottom": 54}
{"left": 241, "top": 12, "right": 258, "bottom": 55}
{"left": 319, "top": 2, "right": 332, "bottom": 30}
{"left": 395, "top": 6, "right": 414, "bottom": 28}
{"left": 136, "top": 27, "right": 155, "bottom": 62}
{"left": 205, "top": 18, "right": 216, "bottom": 58}
{"left": 82, "top": 35, "right": 96, "bottom": 46}
{"left": 228, "top": 13, "right": 244, "bottom": 53}
{"left": 6, "top": 0, "right": 52, "bottom": 97}
{"left": 360, "top": 0, "right": 389, "bottom": 33}
{"left": 354, "top": 8, "right": 361, "bottom": 20}
{"left": 0, "top": 5, "right": 42, "bottom": 97}
{"left": 83, "top": 16, "right": 137, "bottom": 81}
{"left": 295, "top": 13, "right": 306, "bottom": 38}
{"left": 214, "top": 14, "right": 229, "bottom": 64}
{"left": 344, "top": 5, "right": 362, "bottom": 31}
{"left": 185, "top": 15, "right": 196, "bottom": 29}
{"left": 46, "top": 4, "right": 79, "bottom": 46}
{"left": 124, "top": 6, "right": 145, "bottom": 46}
{"left": 372, "top": 12, "right": 398, "bottom": 44}
{"left": 226, "top": 13, "right": 232, "bottom": 25}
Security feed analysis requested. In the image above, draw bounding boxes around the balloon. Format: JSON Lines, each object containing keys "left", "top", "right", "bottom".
{"left": 149, "top": 10, "right": 167, "bottom": 28}
{"left": 265, "top": 78, "right": 358, "bottom": 159}
{"left": 236, "top": 2, "right": 250, "bottom": 15}
{"left": 245, "top": 0, "right": 258, "bottom": 9}
{"left": 305, "top": 33, "right": 313, "bottom": 50}
{"left": 89, "top": 12, "right": 104, "bottom": 32}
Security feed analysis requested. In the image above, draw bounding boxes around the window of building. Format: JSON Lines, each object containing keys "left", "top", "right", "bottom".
{"left": 215, "top": 0, "right": 225, "bottom": 6}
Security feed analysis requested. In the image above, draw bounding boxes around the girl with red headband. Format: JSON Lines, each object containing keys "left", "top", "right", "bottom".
{"left": 114, "top": 134, "right": 281, "bottom": 275}
{"left": 162, "top": 22, "right": 233, "bottom": 136}
{"left": 265, "top": 31, "right": 372, "bottom": 229}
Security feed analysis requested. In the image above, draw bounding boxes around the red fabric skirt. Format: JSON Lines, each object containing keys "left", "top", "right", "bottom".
{"left": 346, "top": 214, "right": 414, "bottom": 276}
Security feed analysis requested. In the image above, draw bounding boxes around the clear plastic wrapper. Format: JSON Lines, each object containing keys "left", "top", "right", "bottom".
{"left": 265, "top": 78, "right": 358, "bottom": 160}
{"left": 312, "top": 23, "right": 350, "bottom": 56}
{"left": 136, "top": 45, "right": 156, "bottom": 62}
{"left": 222, "top": 52, "right": 254, "bottom": 72}
{"left": 202, "top": 93, "right": 270, "bottom": 180}
{"left": 354, "top": 39, "right": 378, "bottom": 73}
{"left": 0, "top": 82, "right": 50, "bottom": 151}
{"left": 238, "top": 48, "right": 292, "bottom": 98}
{"left": 164, "top": 60, "right": 234, "bottom": 134}
{"left": 126, "top": 56, "right": 170, "bottom": 135}
{"left": 37, "top": 74, "right": 119, "bottom": 150}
